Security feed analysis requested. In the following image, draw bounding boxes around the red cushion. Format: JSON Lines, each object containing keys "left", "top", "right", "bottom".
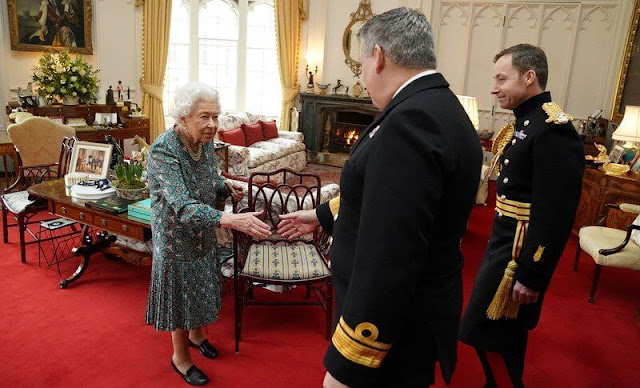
{"left": 219, "top": 127, "right": 246, "bottom": 146}
{"left": 242, "top": 122, "right": 264, "bottom": 146}
{"left": 260, "top": 120, "right": 279, "bottom": 140}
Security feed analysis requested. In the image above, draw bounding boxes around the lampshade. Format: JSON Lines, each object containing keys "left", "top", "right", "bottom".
{"left": 457, "top": 95, "right": 480, "bottom": 130}
{"left": 612, "top": 105, "right": 640, "bottom": 142}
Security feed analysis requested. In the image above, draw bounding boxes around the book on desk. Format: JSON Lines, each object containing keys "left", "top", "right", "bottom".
{"left": 128, "top": 198, "right": 151, "bottom": 221}
{"left": 85, "top": 196, "right": 136, "bottom": 214}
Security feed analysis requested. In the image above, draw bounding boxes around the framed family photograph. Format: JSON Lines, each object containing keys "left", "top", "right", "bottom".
{"left": 7, "top": 0, "right": 93, "bottom": 54}
{"left": 69, "top": 141, "right": 113, "bottom": 180}
{"left": 609, "top": 145, "right": 625, "bottom": 163}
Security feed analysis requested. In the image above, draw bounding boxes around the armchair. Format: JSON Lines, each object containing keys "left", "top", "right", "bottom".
{"left": 233, "top": 168, "right": 332, "bottom": 353}
{"left": 2, "top": 117, "right": 76, "bottom": 262}
{"left": 574, "top": 203, "right": 640, "bottom": 302}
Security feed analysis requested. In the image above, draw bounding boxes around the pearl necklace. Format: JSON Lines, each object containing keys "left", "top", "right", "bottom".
{"left": 177, "top": 127, "right": 203, "bottom": 161}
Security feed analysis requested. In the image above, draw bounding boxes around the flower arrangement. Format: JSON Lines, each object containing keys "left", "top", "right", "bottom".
{"left": 113, "top": 162, "right": 145, "bottom": 190}
{"left": 31, "top": 49, "right": 100, "bottom": 104}
{"left": 113, "top": 161, "right": 147, "bottom": 200}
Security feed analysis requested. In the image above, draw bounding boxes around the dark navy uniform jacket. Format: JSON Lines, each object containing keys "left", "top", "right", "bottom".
{"left": 459, "top": 91, "right": 584, "bottom": 353}
{"left": 316, "top": 73, "right": 482, "bottom": 387}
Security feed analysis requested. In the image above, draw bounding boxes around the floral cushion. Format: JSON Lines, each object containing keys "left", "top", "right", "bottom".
{"left": 218, "top": 112, "right": 251, "bottom": 131}
{"left": 265, "top": 137, "right": 306, "bottom": 153}
{"left": 242, "top": 241, "right": 330, "bottom": 280}
{"left": 246, "top": 147, "right": 276, "bottom": 169}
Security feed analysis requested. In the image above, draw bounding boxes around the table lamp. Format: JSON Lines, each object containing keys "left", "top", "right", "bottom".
{"left": 457, "top": 95, "right": 480, "bottom": 130}
{"left": 613, "top": 105, "right": 640, "bottom": 162}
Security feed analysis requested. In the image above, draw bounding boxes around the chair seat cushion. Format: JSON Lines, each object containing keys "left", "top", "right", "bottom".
{"left": 579, "top": 226, "right": 640, "bottom": 270}
{"left": 1, "top": 191, "right": 35, "bottom": 214}
{"left": 242, "top": 241, "right": 330, "bottom": 280}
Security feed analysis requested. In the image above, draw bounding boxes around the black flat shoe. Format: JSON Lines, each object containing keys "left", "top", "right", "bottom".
{"left": 171, "top": 360, "right": 209, "bottom": 386}
{"left": 189, "top": 339, "right": 219, "bottom": 359}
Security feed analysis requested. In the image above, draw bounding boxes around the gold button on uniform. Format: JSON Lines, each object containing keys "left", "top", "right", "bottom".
{"left": 500, "top": 194, "right": 506, "bottom": 200}
{"left": 503, "top": 177, "right": 509, "bottom": 184}
{"left": 511, "top": 139, "right": 516, "bottom": 145}
{"left": 504, "top": 159, "right": 509, "bottom": 166}
{"left": 524, "top": 120, "right": 530, "bottom": 126}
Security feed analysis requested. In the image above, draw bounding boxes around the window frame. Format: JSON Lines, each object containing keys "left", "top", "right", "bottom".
{"left": 166, "top": 0, "right": 279, "bottom": 119}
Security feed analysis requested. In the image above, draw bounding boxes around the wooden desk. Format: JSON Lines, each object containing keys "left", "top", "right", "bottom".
{"left": 5, "top": 104, "right": 150, "bottom": 148}
{"left": 573, "top": 167, "right": 640, "bottom": 234}
{"left": 28, "top": 179, "right": 152, "bottom": 289}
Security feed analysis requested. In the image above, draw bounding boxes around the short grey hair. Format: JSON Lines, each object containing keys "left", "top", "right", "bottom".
{"left": 357, "top": 7, "right": 436, "bottom": 69}
{"left": 170, "top": 82, "right": 220, "bottom": 121}
{"left": 494, "top": 44, "right": 548, "bottom": 90}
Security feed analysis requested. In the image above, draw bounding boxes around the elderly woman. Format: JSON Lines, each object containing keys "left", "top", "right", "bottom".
{"left": 145, "top": 82, "right": 270, "bottom": 386}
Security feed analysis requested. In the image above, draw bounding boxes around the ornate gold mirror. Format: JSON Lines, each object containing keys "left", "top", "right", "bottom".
{"left": 343, "top": 0, "right": 374, "bottom": 78}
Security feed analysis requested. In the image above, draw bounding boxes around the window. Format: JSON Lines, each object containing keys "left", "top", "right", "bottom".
{"left": 164, "top": 0, "right": 282, "bottom": 127}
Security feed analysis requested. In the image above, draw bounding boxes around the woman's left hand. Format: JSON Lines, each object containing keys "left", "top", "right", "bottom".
{"left": 227, "top": 181, "right": 245, "bottom": 202}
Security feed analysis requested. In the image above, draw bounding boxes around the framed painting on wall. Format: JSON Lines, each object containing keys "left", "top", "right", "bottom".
{"left": 7, "top": 0, "right": 93, "bottom": 55}
{"left": 612, "top": 0, "right": 640, "bottom": 123}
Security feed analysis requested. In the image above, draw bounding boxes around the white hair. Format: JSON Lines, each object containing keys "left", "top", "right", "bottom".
{"left": 170, "top": 82, "right": 220, "bottom": 122}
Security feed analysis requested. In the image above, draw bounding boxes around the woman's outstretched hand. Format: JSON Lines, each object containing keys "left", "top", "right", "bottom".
{"left": 277, "top": 209, "right": 320, "bottom": 239}
{"left": 221, "top": 210, "right": 271, "bottom": 238}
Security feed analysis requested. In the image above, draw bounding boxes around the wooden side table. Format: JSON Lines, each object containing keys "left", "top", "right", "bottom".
{"left": 573, "top": 167, "right": 640, "bottom": 234}
{"left": 0, "top": 131, "right": 18, "bottom": 188}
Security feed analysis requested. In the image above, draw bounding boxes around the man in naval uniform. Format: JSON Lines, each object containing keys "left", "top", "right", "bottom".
{"left": 277, "top": 7, "right": 482, "bottom": 387}
{"left": 459, "top": 44, "right": 584, "bottom": 387}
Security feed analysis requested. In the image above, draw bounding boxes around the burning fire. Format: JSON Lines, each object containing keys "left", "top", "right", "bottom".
{"left": 345, "top": 130, "right": 359, "bottom": 145}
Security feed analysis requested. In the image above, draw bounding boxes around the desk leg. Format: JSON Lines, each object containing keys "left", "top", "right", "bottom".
{"left": 60, "top": 226, "right": 116, "bottom": 289}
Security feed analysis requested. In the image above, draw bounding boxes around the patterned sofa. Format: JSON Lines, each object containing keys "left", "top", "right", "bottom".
{"left": 217, "top": 112, "right": 306, "bottom": 177}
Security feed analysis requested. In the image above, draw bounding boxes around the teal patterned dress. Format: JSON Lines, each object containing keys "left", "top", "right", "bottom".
{"left": 145, "top": 128, "right": 229, "bottom": 331}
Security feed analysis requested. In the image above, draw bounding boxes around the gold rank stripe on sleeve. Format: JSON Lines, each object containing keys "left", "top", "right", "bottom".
{"left": 331, "top": 317, "right": 391, "bottom": 368}
{"left": 329, "top": 196, "right": 340, "bottom": 221}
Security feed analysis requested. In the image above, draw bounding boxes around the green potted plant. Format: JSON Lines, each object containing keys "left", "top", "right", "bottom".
{"left": 113, "top": 162, "right": 147, "bottom": 200}
{"left": 31, "top": 49, "right": 100, "bottom": 105}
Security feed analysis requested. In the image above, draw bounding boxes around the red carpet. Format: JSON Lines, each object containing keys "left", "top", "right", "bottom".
{"left": 1, "top": 182, "right": 639, "bottom": 387}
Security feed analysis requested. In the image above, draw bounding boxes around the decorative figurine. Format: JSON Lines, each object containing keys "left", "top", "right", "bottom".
{"left": 332, "top": 79, "right": 343, "bottom": 95}
{"left": 106, "top": 86, "right": 115, "bottom": 105}
{"left": 127, "top": 86, "right": 131, "bottom": 100}
{"left": 116, "top": 80, "right": 124, "bottom": 101}
{"left": 105, "top": 135, "right": 124, "bottom": 170}
{"left": 306, "top": 65, "right": 318, "bottom": 92}
{"left": 344, "top": 86, "right": 350, "bottom": 96}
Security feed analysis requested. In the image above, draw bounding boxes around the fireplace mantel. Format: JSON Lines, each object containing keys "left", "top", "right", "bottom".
{"left": 298, "top": 92, "right": 379, "bottom": 166}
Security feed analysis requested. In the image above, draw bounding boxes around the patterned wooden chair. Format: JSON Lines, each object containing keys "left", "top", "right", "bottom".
{"left": 2, "top": 117, "right": 76, "bottom": 262}
{"left": 233, "top": 168, "right": 332, "bottom": 353}
{"left": 574, "top": 203, "right": 640, "bottom": 302}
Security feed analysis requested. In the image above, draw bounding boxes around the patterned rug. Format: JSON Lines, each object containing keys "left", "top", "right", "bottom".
{"left": 302, "top": 163, "right": 342, "bottom": 186}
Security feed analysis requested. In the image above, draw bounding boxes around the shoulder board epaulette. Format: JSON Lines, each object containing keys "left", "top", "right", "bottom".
{"left": 542, "top": 102, "right": 573, "bottom": 124}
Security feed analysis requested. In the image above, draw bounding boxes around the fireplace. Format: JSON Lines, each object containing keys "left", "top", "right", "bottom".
{"left": 299, "top": 92, "right": 379, "bottom": 166}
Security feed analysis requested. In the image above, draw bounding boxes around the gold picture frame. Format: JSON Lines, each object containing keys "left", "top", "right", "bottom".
{"left": 7, "top": 0, "right": 93, "bottom": 55}
{"left": 611, "top": 0, "right": 640, "bottom": 123}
